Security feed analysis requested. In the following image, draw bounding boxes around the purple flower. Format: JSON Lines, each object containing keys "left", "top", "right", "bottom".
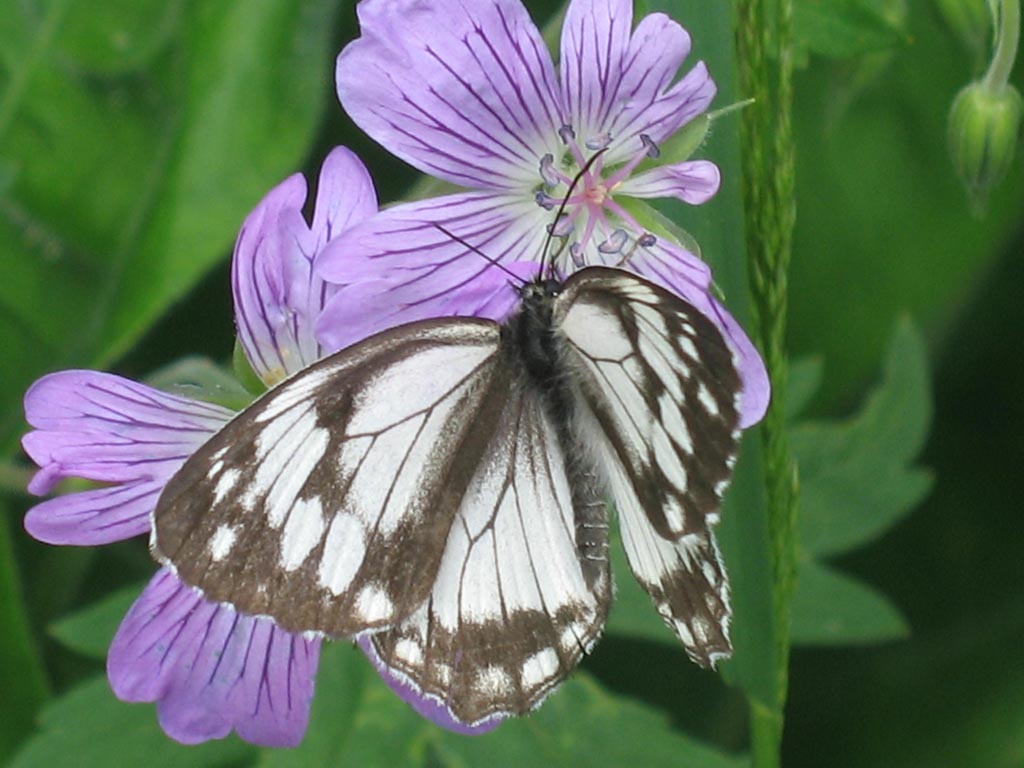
{"left": 326, "top": 0, "right": 769, "bottom": 427}
{"left": 21, "top": 147, "right": 477, "bottom": 745}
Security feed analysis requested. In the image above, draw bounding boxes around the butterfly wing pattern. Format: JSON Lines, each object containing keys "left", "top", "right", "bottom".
{"left": 553, "top": 268, "right": 741, "bottom": 666}
{"left": 152, "top": 265, "right": 743, "bottom": 726}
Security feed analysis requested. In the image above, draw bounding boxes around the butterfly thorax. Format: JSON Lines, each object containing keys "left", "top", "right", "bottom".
{"left": 504, "top": 277, "right": 564, "bottom": 392}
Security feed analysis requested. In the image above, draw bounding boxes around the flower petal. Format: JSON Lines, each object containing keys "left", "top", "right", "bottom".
{"left": 357, "top": 636, "right": 504, "bottom": 735}
{"left": 560, "top": 0, "right": 715, "bottom": 164}
{"left": 25, "top": 479, "right": 165, "bottom": 545}
{"left": 269, "top": 147, "right": 380, "bottom": 368}
{"left": 316, "top": 192, "right": 548, "bottom": 350}
{"left": 109, "top": 568, "right": 321, "bottom": 747}
{"left": 21, "top": 371, "right": 230, "bottom": 544}
{"left": 336, "top": 0, "right": 564, "bottom": 191}
{"left": 617, "top": 159, "right": 721, "bottom": 204}
{"left": 231, "top": 171, "right": 311, "bottom": 382}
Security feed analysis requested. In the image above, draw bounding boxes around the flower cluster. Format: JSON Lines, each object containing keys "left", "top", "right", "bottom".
{"left": 22, "top": 0, "right": 768, "bottom": 748}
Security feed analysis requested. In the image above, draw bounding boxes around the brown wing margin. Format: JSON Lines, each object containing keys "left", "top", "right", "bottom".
{"left": 152, "top": 319, "right": 513, "bottom": 638}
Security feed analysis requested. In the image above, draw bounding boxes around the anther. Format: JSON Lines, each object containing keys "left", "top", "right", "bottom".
{"left": 539, "top": 154, "right": 560, "bottom": 188}
{"left": 569, "top": 242, "right": 586, "bottom": 267}
{"left": 640, "top": 134, "right": 660, "bottom": 159}
{"left": 597, "top": 229, "right": 629, "bottom": 254}
{"left": 585, "top": 132, "right": 612, "bottom": 151}
{"left": 558, "top": 125, "right": 577, "bottom": 144}
{"left": 535, "top": 190, "right": 556, "bottom": 210}
{"left": 638, "top": 233, "right": 657, "bottom": 247}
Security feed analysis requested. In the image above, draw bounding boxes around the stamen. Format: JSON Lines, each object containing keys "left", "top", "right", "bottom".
{"left": 569, "top": 242, "right": 586, "bottom": 267}
{"left": 585, "top": 132, "right": 612, "bottom": 151}
{"left": 597, "top": 229, "right": 629, "bottom": 254}
{"left": 539, "top": 154, "right": 560, "bottom": 188}
{"left": 535, "top": 190, "right": 557, "bottom": 210}
{"left": 558, "top": 125, "right": 576, "bottom": 143}
{"left": 638, "top": 233, "right": 657, "bottom": 247}
{"left": 640, "top": 134, "right": 660, "bottom": 159}
{"left": 548, "top": 214, "right": 576, "bottom": 238}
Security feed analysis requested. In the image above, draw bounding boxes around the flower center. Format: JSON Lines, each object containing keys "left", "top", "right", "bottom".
{"left": 535, "top": 126, "right": 659, "bottom": 267}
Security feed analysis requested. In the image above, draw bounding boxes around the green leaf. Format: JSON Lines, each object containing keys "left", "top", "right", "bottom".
{"left": 791, "top": 560, "right": 909, "bottom": 645}
{"left": 793, "top": 319, "right": 934, "bottom": 557}
{"left": 0, "top": 503, "right": 49, "bottom": 762}
{"left": 265, "top": 644, "right": 746, "bottom": 767}
{"left": 787, "top": 356, "right": 824, "bottom": 420}
{"left": 9, "top": 675, "right": 256, "bottom": 768}
{"left": 145, "top": 356, "right": 254, "bottom": 411}
{"left": 56, "top": 0, "right": 184, "bottom": 75}
{"left": 49, "top": 583, "right": 144, "bottom": 660}
{"left": 794, "top": 0, "right": 908, "bottom": 59}
{"left": 0, "top": 0, "right": 339, "bottom": 452}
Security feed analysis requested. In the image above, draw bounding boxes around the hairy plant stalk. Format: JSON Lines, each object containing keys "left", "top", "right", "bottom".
{"left": 735, "top": 0, "right": 799, "bottom": 765}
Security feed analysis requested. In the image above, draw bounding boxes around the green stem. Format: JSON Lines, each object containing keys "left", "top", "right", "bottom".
{"left": 983, "top": 0, "right": 1020, "bottom": 91}
{"left": 735, "top": 0, "right": 799, "bottom": 765}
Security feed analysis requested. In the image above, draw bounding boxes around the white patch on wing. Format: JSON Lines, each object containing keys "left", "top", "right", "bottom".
{"left": 658, "top": 391, "right": 693, "bottom": 455}
{"left": 346, "top": 344, "right": 494, "bottom": 434}
{"left": 476, "top": 665, "right": 513, "bottom": 695}
{"left": 697, "top": 381, "right": 719, "bottom": 417}
{"left": 560, "top": 301, "right": 634, "bottom": 359}
{"left": 355, "top": 583, "right": 395, "bottom": 623}
{"left": 318, "top": 513, "right": 366, "bottom": 595}
{"left": 212, "top": 467, "right": 240, "bottom": 504}
{"left": 280, "top": 496, "right": 325, "bottom": 571}
{"left": 210, "top": 524, "right": 237, "bottom": 562}
{"left": 394, "top": 638, "right": 424, "bottom": 666}
{"left": 521, "top": 648, "right": 560, "bottom": 689}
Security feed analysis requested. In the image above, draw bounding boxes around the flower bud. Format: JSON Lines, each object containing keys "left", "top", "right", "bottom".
{"left": 948, "top": 80, "right": 1023, "bottom": 206}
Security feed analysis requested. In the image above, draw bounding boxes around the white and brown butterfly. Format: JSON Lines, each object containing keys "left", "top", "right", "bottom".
{"left": 152, "top": 263, "right": 741, "bottom": 727}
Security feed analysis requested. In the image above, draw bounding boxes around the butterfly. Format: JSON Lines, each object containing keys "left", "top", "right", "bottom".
{"left": 152, "top": 262, "right": 742, "bottom": 727}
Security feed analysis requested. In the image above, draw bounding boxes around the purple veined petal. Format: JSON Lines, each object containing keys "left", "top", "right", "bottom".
{"left": 109, "top": 568, "right": 321, "bottom": 747}
{"left": 251, "top": 147, "right": 380, "bottom": 375}
{"left": 336, "top": 0, "right": 565, "bottom": 191}
{"left": 315, "top": 191, "right": 548, "bottom": 350}
{"left": 309, "top": 146, "right": 379, "bottom": 253}
{"left": 616, "top": 159, "right": 721, "bottom": 205}
{"left": 232, "top": 171, "right": 310, "bottom": 383}
{"left": 357, "top": 636, "right": 504, "bottom": 735}
{"left": 316, "top": 260, "right": 539, "bottom": 353}
{"left": 26, "top": 478, "right": 166, "bottom": 546}
{"left": 560, "top": 0, "right": 714, "bottom": 166}
{"left": 22, "top": 371, "right": 230, "bottom": 495}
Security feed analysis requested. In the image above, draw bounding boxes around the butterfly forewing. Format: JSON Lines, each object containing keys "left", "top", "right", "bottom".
{"left": 554, "top": 268, "right": 742, "bottom": 666}
{"left": 366, "top": 371, "right": 610, "bottom": 725}
{"left": 153, "top": 320, "right": 508, "bottom": 636}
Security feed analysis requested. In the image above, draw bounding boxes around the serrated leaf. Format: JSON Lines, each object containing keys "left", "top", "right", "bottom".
{"left": 794, "top": 0, "right": 908, "bottom": 59}
{"left": 49, "top": 583, "right": 144, "bottom": 660}
{"left": 793, "top": 319, "right": 933, "bottom": 556}
{"left": 9, "top": 676, "right": 255, "bottom": 768}
{"left": 791, "top": 560, "right": 909, "bottom": 645}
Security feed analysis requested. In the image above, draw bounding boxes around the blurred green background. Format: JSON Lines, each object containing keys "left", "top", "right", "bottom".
{"left": 1, "top": 0, "right": 1021, "bottom": 766}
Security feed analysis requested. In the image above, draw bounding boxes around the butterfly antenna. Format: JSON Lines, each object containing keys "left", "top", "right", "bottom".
{"left": 539, "top": 147, "right": 608, "bottom": 277}
{"left": 432, "top": 223, "right": 527, "bottom": 286}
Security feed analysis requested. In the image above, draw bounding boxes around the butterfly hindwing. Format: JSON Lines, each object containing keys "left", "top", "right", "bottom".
{"left": 153, "top": 320, "right": 508, "bottom": 636}
{"left": 554, "top": 267, "right": 741, "bottom": 665}
{"left": 367, "top": 338, "right": 611, "bottom": 726}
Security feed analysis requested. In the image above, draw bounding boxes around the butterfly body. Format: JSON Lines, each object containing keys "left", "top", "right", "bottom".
{"left": 153, "top": 266, "right": 741, "bottom": 726}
